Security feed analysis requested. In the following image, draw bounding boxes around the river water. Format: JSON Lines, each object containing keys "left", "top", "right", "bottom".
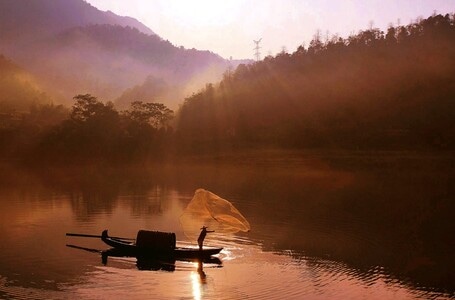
{"left": 0, "top": 151, "right": 453, "bottom": 299}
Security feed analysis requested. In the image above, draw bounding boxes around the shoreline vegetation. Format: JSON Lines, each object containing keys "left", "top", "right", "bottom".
{"left": 0, "top": 11, "right": 453, "bottom": 297}
{"left": 175, "top": 13, "right": 455, "bottom": 154}
{"left": 1, "top": 13, "right": 455, "bottom": 167}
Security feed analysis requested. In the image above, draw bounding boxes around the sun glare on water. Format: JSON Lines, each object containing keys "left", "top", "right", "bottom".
{"left": 191, "top": 271, "right": 203, "bottom": 300}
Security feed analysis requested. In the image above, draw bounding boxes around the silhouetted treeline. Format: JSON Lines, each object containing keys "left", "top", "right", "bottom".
{"left": 176, "top": 14, "right": 455, "bottom": 152}
{"left": 2, "top": 14, "right": 454, "bottom": 166}
{"left": 0, "top": 94, "right": 173, "bottom": 165}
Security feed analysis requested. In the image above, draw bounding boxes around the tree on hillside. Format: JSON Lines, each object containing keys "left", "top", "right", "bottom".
{"left": 176, "top": 13, "right": 455, "bottom": 150}
{"left": 116, "top": 101, "right": 174, "bottom": 159}
{"left": 124, "top": 101, "right": 173, "bottom": 128}
{"left": 35, "top": 94, "right": 123, "bottom": 163}
{"left": 71, "top": 94, "right": 117, "bottom": 123}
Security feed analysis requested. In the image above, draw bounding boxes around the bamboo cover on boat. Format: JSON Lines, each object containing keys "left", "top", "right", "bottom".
{"left": 179, "top": 189, "right": 251, "bottom": 239}
{"left": 136, "top": 230, "right": 176, "bottom": 251}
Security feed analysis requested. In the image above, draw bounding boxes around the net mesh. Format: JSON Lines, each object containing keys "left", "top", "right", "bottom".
{"left": 179, "top": 189, "right": 251, "bottom": 239}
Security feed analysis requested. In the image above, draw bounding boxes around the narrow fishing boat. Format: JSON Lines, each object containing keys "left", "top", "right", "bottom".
{"left": 101, "top": 230, "right": 222, "bottom": 259}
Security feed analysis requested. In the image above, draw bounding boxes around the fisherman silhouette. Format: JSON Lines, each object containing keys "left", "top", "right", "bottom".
{"left": 198, "top": 226, "right": 214, "bottom": 250}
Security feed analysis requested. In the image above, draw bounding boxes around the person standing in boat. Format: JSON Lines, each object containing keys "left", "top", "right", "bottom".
{"left": 198, "top": 226, "right": 214, "bottom": 250}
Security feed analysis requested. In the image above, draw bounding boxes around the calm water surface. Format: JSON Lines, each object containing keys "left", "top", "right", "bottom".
{"left": 0, "top": 151, "right": 453, "bottom": 299}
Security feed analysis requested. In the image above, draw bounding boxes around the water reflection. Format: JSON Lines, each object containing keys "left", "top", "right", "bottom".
{"left": 0, "top": 151, "right": 453, "bottom": 299}
{"left": 191, "top": 271, "right": 203, "bottom": 300}
{"left": 66, "top": 243, "right": 222, "bottom": 274}
{"left": 190, "top": 259, "right": 220, "bottom": 300}
{"left": 103, "top": 251, "right": 177, "bottom": 272}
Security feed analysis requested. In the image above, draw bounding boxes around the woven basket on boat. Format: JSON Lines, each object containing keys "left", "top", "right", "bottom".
{"left": 136, "top": 230, "right": 176, "bottom": 251}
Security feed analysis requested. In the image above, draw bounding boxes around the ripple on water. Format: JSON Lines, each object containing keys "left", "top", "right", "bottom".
{"left": 0, "top": 275, "right": 67, "bottom": 300}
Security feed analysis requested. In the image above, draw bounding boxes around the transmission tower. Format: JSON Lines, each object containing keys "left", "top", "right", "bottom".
{"left": 253, "top": 38, "right": 262, "bottom": 61}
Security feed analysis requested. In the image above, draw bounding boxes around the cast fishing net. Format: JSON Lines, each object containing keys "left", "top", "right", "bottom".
{"left": 179, "top": 189, "right": 251, "bottom": 239}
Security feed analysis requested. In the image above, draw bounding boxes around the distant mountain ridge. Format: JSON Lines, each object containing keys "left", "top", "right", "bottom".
{"left": 0, "top": 0, "right": 154, "bottom": 43}
{"left": 0, "top": 0, "right": 250, "bottom": 109}
{"left": 25, "top": 24, "right": 229, "bottom": 107}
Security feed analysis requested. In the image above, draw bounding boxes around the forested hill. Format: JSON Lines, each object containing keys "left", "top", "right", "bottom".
{"left": 28, "top": 24, "right": 227, "bottom": 107}
{"left": 176, "top": 14, "right": 455, "bottom": 151}
{"left": 0, "top": 0, "right": 239, "bottom": 109}
{"left": 0, "top": 0, "right": 154, "bottom": 43}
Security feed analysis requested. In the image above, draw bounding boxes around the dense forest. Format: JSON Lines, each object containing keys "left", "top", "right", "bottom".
{"left": 176, "top": 13, "right": 455, "bottom": 152}
{"left": 0, "top": 94, "right": 173, "bottom": 165}
{"left": 1, "top": 14, "right": 454, "bottom": 166}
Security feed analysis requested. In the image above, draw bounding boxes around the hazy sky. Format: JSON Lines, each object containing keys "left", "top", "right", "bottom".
{"left": 86, "top": 0, "right": 455, "bottom": 59}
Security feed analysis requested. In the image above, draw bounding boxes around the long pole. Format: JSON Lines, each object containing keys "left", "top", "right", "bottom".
{"left": 66, "top": 233, "right": 135, "bottom": 240}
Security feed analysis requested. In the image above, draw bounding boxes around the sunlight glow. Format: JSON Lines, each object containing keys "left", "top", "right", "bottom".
{"left": 191, "top": 272, "right": 202, "bottom": 300}
{"left": 161, "top": 0, "right": 245, "bottom": 28}
{"left": 86, "top": 0, "right": 455, "bottom": 59}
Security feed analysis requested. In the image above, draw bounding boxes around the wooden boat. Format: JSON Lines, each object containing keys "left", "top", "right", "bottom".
{"left": 101, "top": 230, "right": 222, "bottom": 259}
{"left": 66, "top": 243, "right": 222, "bottom": 271}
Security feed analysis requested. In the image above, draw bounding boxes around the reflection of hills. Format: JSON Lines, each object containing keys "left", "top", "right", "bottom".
{"left": 235, "top": 154, "right": 454, "bottom": 294}
{"left": 64, "top": 168, "right": 121, "bottom": 221}
{"left": 21, "top": 166, "right": 175, "bottom": 222}
{"left": 2, "top": 151, "right": 453, "bottom": 293}
{"left": 124, "top": 186, "right": 170, "bottom": 217}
